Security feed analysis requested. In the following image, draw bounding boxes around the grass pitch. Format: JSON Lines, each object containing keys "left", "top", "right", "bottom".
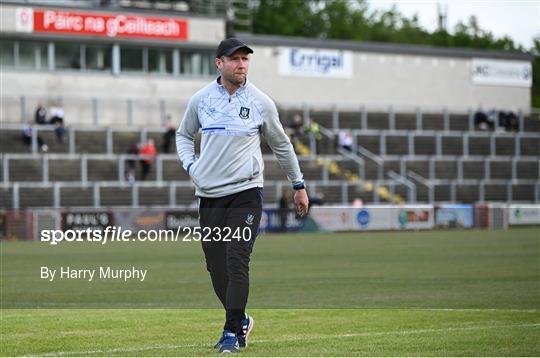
{"left": 1, "top": 228, "right": 539, "bottom": 356}
{"left": 2, "top": 308, "right": 539, "bottom": 356}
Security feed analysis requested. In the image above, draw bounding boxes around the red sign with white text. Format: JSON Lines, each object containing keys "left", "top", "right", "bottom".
{"left": 23, "top": 8, "right": 188, "bottom": 41}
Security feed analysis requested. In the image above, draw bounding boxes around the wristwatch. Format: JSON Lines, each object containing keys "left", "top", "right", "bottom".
{"left": 293, "top": 182, "right": 305, "bottom": 190}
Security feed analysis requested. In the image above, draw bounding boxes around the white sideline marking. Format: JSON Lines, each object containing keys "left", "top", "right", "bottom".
{"left": 34, "top": 323, "right": 540, "bottom": 357}
{"left": 409, "top": 308, "right": 539, "bottom": 312}
{"left": 6, "top": 308, "right": 539, "bottom": 320}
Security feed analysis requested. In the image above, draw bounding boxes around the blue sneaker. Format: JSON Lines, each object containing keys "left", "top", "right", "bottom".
{"left": 218, "top": 330, "right": 239, "bottom": 354}
{"left": 238, "top": 314, "right": 254, "bottom": 348}
{"left": 214, "top": 333, "right": 226, "bottom": 349}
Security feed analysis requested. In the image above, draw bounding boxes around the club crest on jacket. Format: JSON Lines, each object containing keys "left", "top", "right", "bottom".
{"left": 239, "top": 107, "right": 250, "bottom": 119}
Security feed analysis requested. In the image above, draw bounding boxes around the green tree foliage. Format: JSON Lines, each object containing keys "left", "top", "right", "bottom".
{"left": 251, "top": 0, "right": 537, "bottom": 106}
{"left": 252, "top": 0, "right": 526, "bottom": 51}
{"left": 252, "top": 0, "right": 324, "bottom": 37}
{"left": 532, "top": 37, "right": 540, "bottom": 108}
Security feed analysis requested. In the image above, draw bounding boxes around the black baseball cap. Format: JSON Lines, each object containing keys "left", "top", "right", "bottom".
{"left": 216, "top": 37, "right": 254, "bottom": 58}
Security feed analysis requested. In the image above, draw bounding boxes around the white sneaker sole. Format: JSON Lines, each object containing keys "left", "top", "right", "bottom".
{"left": 220, "top": 349, "right": 238, "bottom": 354}
{"left": 243, "top": 316, "right": 255, "bottom": 348}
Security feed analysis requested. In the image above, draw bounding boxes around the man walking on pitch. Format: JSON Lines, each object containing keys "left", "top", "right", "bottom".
{"left": 176, "top": 37, "right": 309, "bottom": 353}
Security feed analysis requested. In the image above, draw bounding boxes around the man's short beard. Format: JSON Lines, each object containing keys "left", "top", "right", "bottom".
{"left": 223, "top": 72, "right": 245, "bottom": 86}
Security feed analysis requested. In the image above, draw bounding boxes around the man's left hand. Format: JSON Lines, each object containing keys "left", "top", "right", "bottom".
{"left": 294, "top": 189, "right": 309, "bottom": 217}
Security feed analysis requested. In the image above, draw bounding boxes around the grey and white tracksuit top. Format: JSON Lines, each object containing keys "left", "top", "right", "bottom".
{"left": 176, "top": 77, "right": 304, "bottom": 198}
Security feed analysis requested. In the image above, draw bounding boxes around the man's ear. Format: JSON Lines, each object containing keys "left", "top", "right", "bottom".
{"left": 215, "top": 57, "right": 222, "bottom": 70}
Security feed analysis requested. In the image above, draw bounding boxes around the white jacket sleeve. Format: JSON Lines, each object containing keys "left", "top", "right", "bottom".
{"left": 176, "top": 96, "right": 200, "bottom": 173}
{"left": 261, "top": 102, "right": 304, "bottom": 187}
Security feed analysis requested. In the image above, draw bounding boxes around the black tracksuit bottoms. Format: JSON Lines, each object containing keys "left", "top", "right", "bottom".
{"left": 199, "top": 187, "right": 263, "bottom": 334}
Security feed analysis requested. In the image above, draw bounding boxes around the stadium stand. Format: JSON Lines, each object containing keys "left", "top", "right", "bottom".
{"left": 1, "top": 106, "right": 538, "bottom": 209}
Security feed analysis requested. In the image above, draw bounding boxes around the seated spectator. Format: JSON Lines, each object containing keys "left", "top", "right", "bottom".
{"left": 161, "top": 114, "right": 176, "bottom": 153}
{"left": 498, "top": 110, "right": 519, "bottom": 132}
{"left": 474, "top": 110, "right": 487, "bottom": 130}
{"left": 49, "top": 103, "right": 66, "bottom": 143}
{"left": 53, "top": 121, "right": 66, "bottom": 143}
{"left": 34, "top": 103, "right": 47, "bottom": 125}
{"left": 49, "top": 103, "right": 64, "bottom": 126}
{"left": 139, "top": 138, "right": 157, "bottom": 180}
{"left": 21, "top": 122, "right": 48, "bottom": 152}
{"left": 338, "top": 130, "right": 353, "bottom": 152}
{"left": 506, "top": 111, "right": 519, "bottom": 131}
{"left": 126, "top": 142, "right": 140, "bottom": 184}
{"left": 289, "top": 113, "right": 304, "bottom": 140}
{"left": 474, "top": 109, "right": 495, "bottom": 130}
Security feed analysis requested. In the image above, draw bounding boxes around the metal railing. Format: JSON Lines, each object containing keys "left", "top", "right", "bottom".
{"left": 336, "top": 148, "right": 365, "bottom": 180}
{"left": 2, "top": 178, "right": 538, "bottom": 210}
{"left": 408, "top": 170, "right": 434, "bottom": 203}
{"left": 297, "top": 104, "right": 535, "bottom": 132}
{"left": 356, "top": 145, "right": 384, "bottom": 180}
{"left": 1, "top": 153, "right": 357, "bottom": 185}
{"left": 2, "top": 122, "right": 538, "bottom": 208}
{"left": 387, "top": 170, "right": 417, "bottom": 203}
{"left": 2, "top": 95, "right": 189, "bottom": 127}
{"left": 4, "top": 94, "right": 538, "bottom": 129}
{"left": 3, "top": 148, "right": 537, "bottom": 199}
{"left": 3, "top": 123, "right": 538, "bottom": 157}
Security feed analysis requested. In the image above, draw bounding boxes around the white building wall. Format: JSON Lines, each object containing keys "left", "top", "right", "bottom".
{"left": 2, "top": 48, "right": 530, "bottom": 126}
{"left": 247, "top": 46, "right": 530, "bottom": 113}
{"left": 1, "top": 71, "right": 211, "bottom": 126}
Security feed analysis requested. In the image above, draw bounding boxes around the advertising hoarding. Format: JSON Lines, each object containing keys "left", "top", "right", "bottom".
{"left": 16, "top": 7, "right": 188, "bottom": 41}
{"left": 508, "top": 204, "right": 540, "bottom": 225}
{"left": 436, "top": 205, "right": 474, "bottom": 229}
{"left": 278, "top": 47, "right": 353, "bottom": 78}
{"left": 471, "top": 58, "right": 532, "bottom": 87}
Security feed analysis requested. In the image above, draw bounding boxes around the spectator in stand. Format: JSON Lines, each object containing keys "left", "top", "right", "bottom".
{"left": 161, "top": 114, "right": 176, "bottom": 153}
{"left": 289, "top": 113, "right": 304, "bottom": 140}
{"left": 21, "top": 122, "right": 48, "bottom": 152}
{"left": 352, "top": 198, "right": 364, "bottom": 208}
{"left": 474, "top": 109, "right": 495, "bottom": 131}
{"left": 302, "top": 116, "right": 321, "bottom": 154}
{"left": 52, "top": 121, "right": 65, "bottom": 144}
{"left": 49, "top": 103, "right": 64, "bottom": 126}
{"left": 507, "top": 111, "right": 519, "bottom": 131}
{"left": 304, "top": 116, "right": 321, "bottom": 141}
{"left": 338, "top": 129, "right": 353, "bottom": 152}
{"left": 474, "top": 110, "right": 488, "bottom": 130}
{"left": 278, "top": 189, "right": 292, "bottom": 232}
{"left": 498, "top": 110, "right": 519, "bottom": 132}
{"left": 34, "top": 103, "right": 47, "bottom": 125}
{"left": 49, "top": 102, "right": 66, "bottom": 143}
{"left": 139, "top": 138, "right": 157, "bottom": 180}
{"left": 126, "top": 141, "right": 140, "bottom": 184}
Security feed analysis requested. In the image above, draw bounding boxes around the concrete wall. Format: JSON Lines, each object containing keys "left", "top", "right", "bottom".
{"left": 247, "top": 45, "right": 530, "bottom": 113}
{"left": 1, "top": 71, "right": 211, "bottom": 126}
{"left": 3, "top": 48, "right": 530, "bottom": 126}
